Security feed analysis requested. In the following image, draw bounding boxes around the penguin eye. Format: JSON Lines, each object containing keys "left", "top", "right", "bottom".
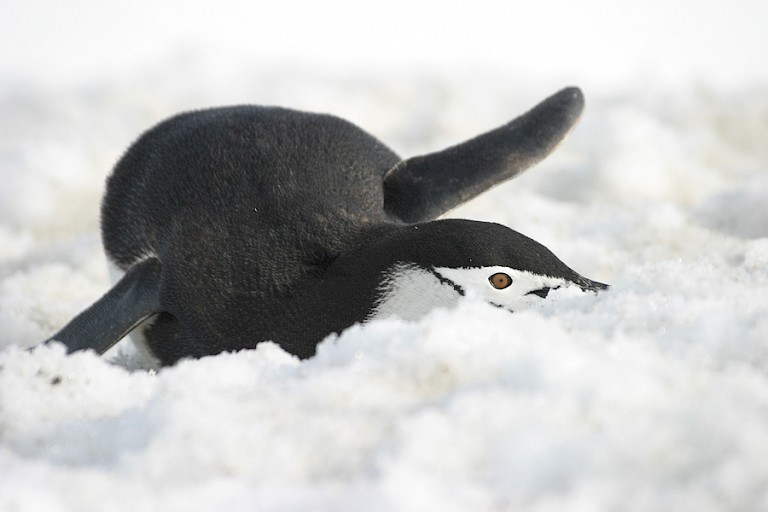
{"left": 489, "top": 272, "right": 512, "bottom": 290}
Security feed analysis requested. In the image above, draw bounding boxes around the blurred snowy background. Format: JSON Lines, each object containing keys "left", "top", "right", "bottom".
{"left": 1, "top": 1, "right": 768, "bottom": 511}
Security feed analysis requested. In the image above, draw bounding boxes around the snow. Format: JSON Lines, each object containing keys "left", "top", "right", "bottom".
{"left": 2, "top": 1, "right": 768, "bottom": 510}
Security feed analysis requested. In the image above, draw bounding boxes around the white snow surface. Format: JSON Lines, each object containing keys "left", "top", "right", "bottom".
{"left": 3, "top": 2, "right": 768, "bottom": 510}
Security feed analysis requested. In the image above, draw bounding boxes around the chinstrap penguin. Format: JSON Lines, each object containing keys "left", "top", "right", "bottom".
{"left": 41, "top": 87, "right": 607, "bottom": 367}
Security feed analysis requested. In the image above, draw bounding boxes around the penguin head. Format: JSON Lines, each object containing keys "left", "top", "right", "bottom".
{"left": 335, "top": 219, "right": 607, "bottom": 322}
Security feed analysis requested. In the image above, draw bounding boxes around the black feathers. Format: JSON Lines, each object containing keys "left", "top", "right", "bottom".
{"left": 383, "top": 87, "right": 584, "bottom": 222}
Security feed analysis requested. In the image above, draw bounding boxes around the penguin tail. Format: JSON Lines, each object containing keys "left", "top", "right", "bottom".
{"left": 39, "top": 257, "right": 163, "bottom": 356}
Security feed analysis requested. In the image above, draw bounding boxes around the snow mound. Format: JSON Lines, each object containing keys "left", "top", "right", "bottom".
{"left": 2, "top": 61, "right": 768, "bottom": 510}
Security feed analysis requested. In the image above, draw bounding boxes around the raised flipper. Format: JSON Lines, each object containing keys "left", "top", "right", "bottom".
{"left": 43, "top": 258, "right": 163, "bottom": 355}
{"left": 383, "top": 87, "right": 584, "bottom": 223}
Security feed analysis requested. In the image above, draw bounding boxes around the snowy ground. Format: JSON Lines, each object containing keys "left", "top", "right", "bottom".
{"left": 2, "top": 2, "right": 768, "bottom": 511}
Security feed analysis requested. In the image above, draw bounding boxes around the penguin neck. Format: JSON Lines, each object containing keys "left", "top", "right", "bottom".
{"left": 259, "top": 223, "right": 399, "bottom": 355}
{"left": 267, "top": 271, "right": 378, "bottom": 358}
{"left": 275, "top": 222, "right": 474, "bottom": 355}
{"left": 365, "top": 262, "right": 463, "bottom": 322}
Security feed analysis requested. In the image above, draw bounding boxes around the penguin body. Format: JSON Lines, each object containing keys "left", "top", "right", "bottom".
{"left": 44, "top": 87, "right": 606, "bottom": 367}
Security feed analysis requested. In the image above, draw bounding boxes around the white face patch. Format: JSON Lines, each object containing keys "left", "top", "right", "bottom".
{"left": 434, "top": 265, "right": 572, "bottom": 312}
{"left": 368, "top": 263, "right": 461, "bottom": 322}
{"left": 368, "top": 263, "right": 576, "bottom": 323}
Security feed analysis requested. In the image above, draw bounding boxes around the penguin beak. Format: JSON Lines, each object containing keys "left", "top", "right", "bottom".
{"left": 576, "top": 276, "right": 609, "bottom": 292}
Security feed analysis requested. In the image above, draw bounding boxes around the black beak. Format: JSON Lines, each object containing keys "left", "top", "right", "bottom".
{"left": 577, "top": 276, "right": 609, "bottom": 292}
{"left": 526, "top": 286, "right": 554, "bottom": 298}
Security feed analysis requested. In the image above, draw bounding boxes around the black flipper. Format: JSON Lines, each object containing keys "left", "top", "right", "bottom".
{"left": 383, "top": 87, "right": 584, "bottom": 223}
{"left": 44, "top": 258, "right": 163, "bottom": 355}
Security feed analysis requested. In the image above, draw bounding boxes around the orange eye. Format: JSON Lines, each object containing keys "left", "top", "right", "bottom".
{"left": 489, "top": 272, "right": 512, "bottom": 290}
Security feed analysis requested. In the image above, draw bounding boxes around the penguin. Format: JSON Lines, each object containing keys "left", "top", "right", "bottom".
{"left": 42, "top": 87, "right": 607, "bottom": 367}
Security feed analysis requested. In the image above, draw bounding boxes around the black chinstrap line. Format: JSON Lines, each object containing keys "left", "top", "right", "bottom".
{"left": 429, "top": 268, "right": 466, "bottom": 297}
{"left": 489, "top": 301, "right": 515, "bottom": 314}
